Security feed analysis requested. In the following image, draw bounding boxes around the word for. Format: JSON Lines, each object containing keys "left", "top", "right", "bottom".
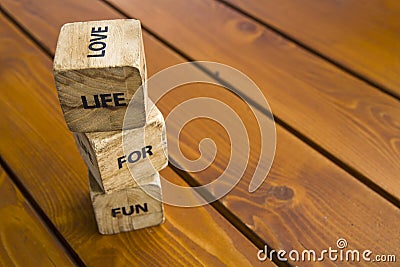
{"left": 81, "top": 93, "right": 126, "bottom": 109}
{"left": 111, "top": 203, "right": 148, "bottom": 217}
{"left": 87, "top": 26, "right": 108, "bottom": 58}
{"left": 117, "top": 146, "right": 153, "bottom": 169}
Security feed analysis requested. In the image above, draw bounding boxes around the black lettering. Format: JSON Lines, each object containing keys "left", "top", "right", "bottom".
{"left": 91, "top": 26, "right": 108, "bottom": 33}
{"left": 113, "top": 93, "right": 126, "bottom": 106}
{"left": 89, "top": 41, "right": 106, "bottom": 51}
{"left": 94, "top": 95, "right": 100, "bottom": 107}
{"left": 87, "top": 50, "right": 105, "bottom": 58}
{"left": 81, "top": 95, "right": 96, "bottom": 109}
{"left": 111, "top": 208, "right": 121, "bottom": 217}
{"left": 88, "top": 26, "right": 108, "bottom": 58}
{"left": 142, "top": 145, "right": 153, "bottom": 158}
{"left": 122, "top": 206, "right": 134, "bottom": 216}
{"left": 90, "top": 33, "right": 107, "bottom": 42}
{"left": 117, "top": 156, "right": 126, "bottom": 169}
{"left": 128, "top": 151, "right": 141, "bottom": 164}
{"left": 135, "top": 203, "right": 148, "bottom": 213}
{"left": 81, "top": 95, "right": 100, "bottom": 109}
{"left": 100, "top": 94, "right": 112, "bottom": 107}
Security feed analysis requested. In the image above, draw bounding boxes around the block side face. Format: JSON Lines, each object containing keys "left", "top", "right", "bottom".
{"left": 123, "top": 106, "right": 168, "bottom": 181}
{"left": 54, "top": 19, "right": 142, "bottom": 71}
{"left": 91, "top": 130, "right": 139, "bottom": 193}
{"left": 73, "top": 133, "right": 103, "bottom": 190}
{"left": 84, "top": 107, "right": 166, "bottom": 193}
{"left": 54, "top": 67, "right": 145, "bottom": 132}
{"left": 88, "top": 171, "right": 103, "bottom": 200}
{"left": 90, "top": 180, "right": 164, "bottom": 235}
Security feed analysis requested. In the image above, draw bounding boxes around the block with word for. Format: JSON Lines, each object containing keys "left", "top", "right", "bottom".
{"left": 74, "top": 106, "right": 167, "bottom": 193}
{"left": 89, "top": 171, "right": 164, "bottom": 234}
{"left": 53, "top": 19, "right": 147, "bottom": 132}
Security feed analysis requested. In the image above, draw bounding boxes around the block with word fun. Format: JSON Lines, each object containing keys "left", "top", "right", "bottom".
{"left": 89, "top": 171, "right": 164, "bottom": 235}
{"left": 74, "top": 105, "right": 168, "bottom": 193}
{"left": 53, "top": 19, "right": 147, "bottom": 132}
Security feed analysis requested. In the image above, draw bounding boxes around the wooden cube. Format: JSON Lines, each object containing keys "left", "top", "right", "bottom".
{"left": 89, "top": 171, "right": 164, "bottom": 235}
{"left": 53, "top": 19, "right": 147, "bottom": 132}
{"left": 74, "top": 105, "right": 168, "bottom": 193}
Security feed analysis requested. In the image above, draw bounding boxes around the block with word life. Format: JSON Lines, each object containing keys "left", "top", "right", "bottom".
{"left": 53, "top": 19, "right": 147, "bottom": 132}
{"left": 89, "top": 171, "right": 164, "bottom": 235}
{"left": 74, "top": 105, "right": 167, "bottom": 193}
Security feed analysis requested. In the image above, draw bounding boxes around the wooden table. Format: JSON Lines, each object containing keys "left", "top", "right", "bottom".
{"left": 1, "top": 1, "right": 399, "bottom": 266}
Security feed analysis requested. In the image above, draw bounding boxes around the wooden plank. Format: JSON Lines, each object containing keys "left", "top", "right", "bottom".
{"left": 0, "top": 14, "right": 272, "bottom": 266}
{"left": 223, "top": 0, "right": 400, "bottom": 98}
{"left": 107, "top": 0, "right": 400, "bottom": 201}
{"left": 1, "top": 1, "right": 399, "bottom": 266}
{"left": 0, "top": 166, "right": 75, "bottom": 267}
{"left": 149, "top": 71, "right": 400, "bottom": 266}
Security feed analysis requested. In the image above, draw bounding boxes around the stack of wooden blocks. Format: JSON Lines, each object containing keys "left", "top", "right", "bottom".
{"left": 53, "top": 19, "right": 168, "bottom": 234}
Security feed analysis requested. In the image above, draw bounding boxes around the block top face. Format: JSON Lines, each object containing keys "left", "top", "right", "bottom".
{"left": 53, "top": 19, "right": 144, "bottom": 72}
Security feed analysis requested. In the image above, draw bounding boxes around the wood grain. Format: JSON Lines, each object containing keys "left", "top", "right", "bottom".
{"left": 74, "top": 105, "right": 167, "bottom": 193}
{"left": 0, "top": 13, "right": 272, "bottom": 267}
{"left": 108, "top": 0, "right": 400, "bottom": 201}
{"left": 53, "top": 19, "right": 147, "bottom": 132}
{"left": 224, "top": 0, "right": 400, "bottom": 98}
{"left": 89, "top": 172, "right": 164, "bottom": 235}
{"left": 0, "top": 166, "right": 75, "bottom": 267}
{"left": 1, "top": 1, "right": 399, "bottom": 266}
{"left": 151, "top": 74, "right": 400, "bottom": 266}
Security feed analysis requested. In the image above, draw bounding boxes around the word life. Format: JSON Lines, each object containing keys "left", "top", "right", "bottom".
{"left": 81, "top": 93, "right": 126, "bottom": 109}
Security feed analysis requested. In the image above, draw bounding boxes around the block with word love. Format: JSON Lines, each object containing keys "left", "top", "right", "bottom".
{"left": 53, "top": 19, "right": 147, "bottom": 132}
{"left": 89, "top": 171, "right": 164, "bottom": 235}
{"left": 74, "top": 105, "right": 168, "bottom": 193}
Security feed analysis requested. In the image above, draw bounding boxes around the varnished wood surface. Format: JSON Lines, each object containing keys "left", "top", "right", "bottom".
{"left": 108, "top": 0, "right": 400, "bottom": 201}
{"left": 155, "top": 81, "right": 400, "bottom": 265}
{"left": 0, "top": 13, "right": 273, "bottom": 266}
{"left": 0, "top": 166, "right": 75, "bottom": 266}
{"left": 0, "top": 0, "right": 399, "bottom": 266}
{"left": 224, "top": 0, "right": 400, "bottom": 98}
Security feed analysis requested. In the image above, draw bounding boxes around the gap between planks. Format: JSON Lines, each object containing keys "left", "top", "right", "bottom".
{"left": 0, "top": 156, "right": 86, "bottom": 267}
{"left": 2, "top": 3, "right": 396, "bottom": 266}
{"left": 2, "top": 4, "right": 397, "bottom": 208}
{"left": 3, "top": 5, "right": 393, "bottom": 264}
{"left": 217, "top": 0, "right": 400, "bottom": 102}
{"left": 108, "top": 0, "right": 397, "bottom": 208}
{"left": 0, "top": 8, "right": 283, "bottom": 266}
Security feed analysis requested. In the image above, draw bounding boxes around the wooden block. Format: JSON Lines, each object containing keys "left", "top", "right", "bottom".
{"left": 53, "top": 19, "right": 147, "bottom": 132}
{"left": 74, "top": 105, "right": 168, "bottom": 193}
{"left": 89, "top": 171, "right": 164, "bottom": 235}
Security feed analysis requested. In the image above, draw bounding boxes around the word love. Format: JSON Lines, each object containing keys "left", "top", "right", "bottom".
{"left": 87, "top": 26, "right": 108, "bottom": 58}
{"left": 81, "top": 93, "right": 126, "bottom": 109}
